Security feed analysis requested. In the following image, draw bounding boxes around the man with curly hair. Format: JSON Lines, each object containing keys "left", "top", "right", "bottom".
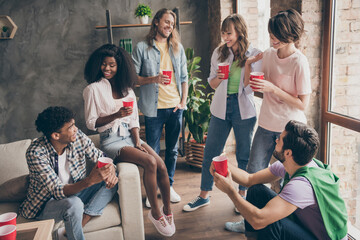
{"left": 19, "top": 106, "right": 118, "bottom": 240}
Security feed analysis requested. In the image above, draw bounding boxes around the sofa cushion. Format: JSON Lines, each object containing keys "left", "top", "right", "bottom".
{"left": 83, "top": 197, "right": 121, "bottom": 233}
{"left": 0, "top": 175, "right": 29, "bottom": 202}
{"left": 0, "top": 139, "right": 31, "bottom": 185}
{"left": 88, "top": 134, "right": 100, "bottom": 148}
{"left": 84, "top": 226, "right": 124, "bottom": 240}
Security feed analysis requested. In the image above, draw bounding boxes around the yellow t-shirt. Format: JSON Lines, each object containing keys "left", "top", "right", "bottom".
{"left": 156, "top": 41, "right": 180, "bottom": 109}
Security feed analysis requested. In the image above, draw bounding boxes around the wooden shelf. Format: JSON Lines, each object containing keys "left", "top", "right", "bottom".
{"left": 0, "top": 15, "right": 18, "bottom": 39}
{"left": 95, "top": 21, "right": 192, "bottom": 29}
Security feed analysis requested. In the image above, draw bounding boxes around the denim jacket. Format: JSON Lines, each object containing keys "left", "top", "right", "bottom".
{"left": 132, "top": 40, "right": 188, "bottom": 117}
{"left": 208, "top": 45, "right": 262, "bottom": 120}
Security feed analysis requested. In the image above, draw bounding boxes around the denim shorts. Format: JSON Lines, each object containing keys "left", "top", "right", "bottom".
{"left": 100, "top": 123, "right": 144, "bottom": 159}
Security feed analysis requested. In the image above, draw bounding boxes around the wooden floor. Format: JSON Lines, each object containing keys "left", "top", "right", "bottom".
{"left": 140, "top": 152, "right": 248, "bottom": 240}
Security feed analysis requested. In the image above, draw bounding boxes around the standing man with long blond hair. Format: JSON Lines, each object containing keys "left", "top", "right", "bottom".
{"left": 132, "top": 8, "right": 188, "bottom": 207}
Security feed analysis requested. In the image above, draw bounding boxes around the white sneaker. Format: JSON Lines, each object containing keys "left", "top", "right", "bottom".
{"left": 148, "top": 211, "right": 174, "bottom": 237}
{"left": 145, "top": 197, "right": 151, "bottom": 208}
{"left": 170, "top": 187, "right": 181, "bottom": 203}
{"left": 161, "top": 206, "right": 176, "bottom": 234}
{"left": 57, "top": 227, "right": 67, "bottom": 240}
{"left": 225, "top": 220, "right": 245, "bottom": 233}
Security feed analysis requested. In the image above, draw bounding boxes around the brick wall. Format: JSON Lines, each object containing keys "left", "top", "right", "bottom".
{"left": 237, "top": 0, "right": 259, "bottom": 47}
{"left": 301, "top": 0, "right": 323, "bottom": 133}
{"left": 331, "top": 126, "right": 359, "bottom": 227}
{"left": 220, "top": 0, "right": 234, "bottom": 21}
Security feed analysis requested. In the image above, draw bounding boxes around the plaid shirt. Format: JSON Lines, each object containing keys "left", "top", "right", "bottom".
{"left": 19, "top": 129, "right": 103, "bottom": 219}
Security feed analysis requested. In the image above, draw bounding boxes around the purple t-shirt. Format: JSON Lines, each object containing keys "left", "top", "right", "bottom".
{"left": 269, "top": 160, "right": 347, "bottom": 240}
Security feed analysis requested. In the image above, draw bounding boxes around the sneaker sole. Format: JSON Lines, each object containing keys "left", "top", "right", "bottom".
{"left": 170, "top": 198, "right": 181, "bottom": 203}
{"left": 183, "top": 201, "right": 210, "bottom": 212}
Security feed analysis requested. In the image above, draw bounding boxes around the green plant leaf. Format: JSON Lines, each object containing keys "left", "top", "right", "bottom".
{"left": 184, "top": 48, "right": 212, "bottom": 144}
{"left": 185, "top": 48, "right": 194, "bottom": 60}
{"left": 134, "top": 4, "right": 152, "bottom": 17}
{"left": 193, "top": 56, "right": 201, "bottom": 65}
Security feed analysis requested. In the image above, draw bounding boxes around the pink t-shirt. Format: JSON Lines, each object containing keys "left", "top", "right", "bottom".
{"left": 259, "top": 48, "right": 311, "bottom": 132}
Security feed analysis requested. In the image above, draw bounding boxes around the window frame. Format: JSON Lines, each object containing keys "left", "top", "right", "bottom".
{"left": 321, "top": 0, "right": 360, "bottom": 163}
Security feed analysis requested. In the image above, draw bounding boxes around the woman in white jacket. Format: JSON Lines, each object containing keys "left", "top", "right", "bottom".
{"left": 183, "top": 14, "right": 262, "bottom": 213}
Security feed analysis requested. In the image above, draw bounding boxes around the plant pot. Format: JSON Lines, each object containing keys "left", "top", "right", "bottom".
{"left": 184, "top": 141, "right": 205, "bottom": 168}
{"left": 139, "top": 16, "right": 149, "bottom": 24}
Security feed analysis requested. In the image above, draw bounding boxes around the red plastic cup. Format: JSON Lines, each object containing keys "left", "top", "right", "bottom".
{"left": 213, "top": 155, "right": 228, "bottom": 177}
{"left": 97, "top": 157, "right": 113, "bottom": 168}
{"left": 123, "top": 98, "right": 134, "bottom": 108}
{"left": 0, "top": 213, "right": 16, "bottom": 227}
{"left": 0, "top": 225, "right": 16, "bottom": 240}
{"left": 218, "top": 63, "right": 230, "bottom": 79}
{"left": 250, "top": 72, "right": 264, "bottom": 91}
{"left": 162, "top": 70, "right": 172, "bottom": 85}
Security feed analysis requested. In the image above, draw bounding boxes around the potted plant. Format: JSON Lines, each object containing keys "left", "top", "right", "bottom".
{"left": 183, "top": 48, "right": 212, "bottom": 168}
{"left": 134, "top": 4, "right": 152, "bottom": 24}
{"left": 1, "top": 26, "right": 9, "bottom": 38}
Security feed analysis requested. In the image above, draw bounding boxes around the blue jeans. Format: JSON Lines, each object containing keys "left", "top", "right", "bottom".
{"left": 201, "top": 94, "right": 256, "bottom": 191}
{"left": 100, "top": 124, "right": 145, "bottom": 160}
{"left": 36, "top": 181, "right": 117, "bottom": 240}
{"left": 144, "top": 108, "right": 183, "bottom": 186}
{"left": 247, "top": 126, "right": 281, "bottom": 174}
{"left": 245, "top": 185, "right": 317, "bottom": 240}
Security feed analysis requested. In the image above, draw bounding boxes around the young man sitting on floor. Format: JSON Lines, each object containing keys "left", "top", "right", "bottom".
{"left": 212, "top": 120, "right": 348, "bottom": 240}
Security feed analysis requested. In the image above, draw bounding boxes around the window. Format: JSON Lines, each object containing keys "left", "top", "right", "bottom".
{"left": 322, "top": 0, "right": 360, "bottom": 228}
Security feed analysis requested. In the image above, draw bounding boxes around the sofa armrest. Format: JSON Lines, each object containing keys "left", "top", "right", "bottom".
{"left": 117, "top": 162, "right": 144, "bottom": 240}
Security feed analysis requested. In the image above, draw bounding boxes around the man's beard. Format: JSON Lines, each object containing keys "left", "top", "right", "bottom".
{"left": 157, "top": 28, "right": 171, "bottom": 39}
{"left": 273, "top": 149, "right": 285, "bottom": 163}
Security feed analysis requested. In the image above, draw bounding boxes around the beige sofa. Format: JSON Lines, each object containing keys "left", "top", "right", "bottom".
{"left": 0, "top": 134, "right": 144, "bottom": 240}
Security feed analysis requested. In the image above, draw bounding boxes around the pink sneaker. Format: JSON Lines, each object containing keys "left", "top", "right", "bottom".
{"left": 147, "top": 211, "right": 174, "bottom": 237}
{"left": 161, "top": 206, "right": 176, "bottom": 234}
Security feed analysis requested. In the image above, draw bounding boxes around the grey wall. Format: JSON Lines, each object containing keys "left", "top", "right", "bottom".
{"left": 0, "top": 0, "right": 210, "bottom": 143}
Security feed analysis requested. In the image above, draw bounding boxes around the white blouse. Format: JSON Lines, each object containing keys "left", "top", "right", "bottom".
{"left": 83, "top": 78, "right": 140, "bottom": 136}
